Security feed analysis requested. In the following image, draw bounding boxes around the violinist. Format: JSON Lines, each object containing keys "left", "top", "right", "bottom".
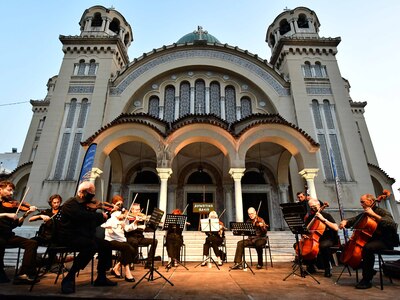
{"left": 57, "top": 181, "right": 116, "bottom": 294}
{"left": 29, "top": 194, "right": 62, "bottom": 245}
{"left": 165, "top": 209, "right": 184, "bottom": 268}
{"left": 0, "top": 180, "right": 38, "bottom": 284}
{"left": 232, "top": 207, "right": 268, "bottom": 269}
{"left": 200, "top": 210, "right": 225, "bottom": 267}
{"left": 339, "top": 193, "right": 398, "bottom": 289}
{"left": 302, "top": 198, "right": 339, "bottom": 278}
{"left": 100, "top": 203, "right": 136, "bottom": 282}
{"left": 125, "top": 203, "right": 158, "bottom": 269}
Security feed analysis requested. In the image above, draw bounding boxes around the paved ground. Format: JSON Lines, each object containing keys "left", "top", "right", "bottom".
{"left": 1, "top": 261, "right": 399, "bottom": 299}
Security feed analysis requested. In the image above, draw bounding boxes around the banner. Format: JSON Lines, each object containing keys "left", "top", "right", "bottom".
{"left": 77, "top": 143, "right": 97, "bottom": 185}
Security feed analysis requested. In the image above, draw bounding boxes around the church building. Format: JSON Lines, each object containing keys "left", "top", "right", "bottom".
{"left": 9, "top": 5, "right": 398, "bottom": 229}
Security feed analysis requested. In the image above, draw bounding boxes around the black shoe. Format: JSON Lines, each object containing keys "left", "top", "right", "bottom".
{"left": 153, "top": 256, "right": 161, "bottom": 261}
{"left": 230, "top": 264, "right": 243, "bottom": 270}
{"left": 93, "top": 277, "right": 118, "bottom": 287}
{"left": 110, "top": 269, "right": 123, "bottom": 279}
{"left": 256, "top": 264, "right": 263, "bottom": 270}
{"left": 125, "top": 276, "right": 135, "bottom": 282}
{"left": 61, "top": 278, "right": 75, "bottom": 294}
{"left": 324, "top": 270, "right": 332, "bottom": 278}
{"left": 355, "top": 279, "right": 372, "bottom": 289}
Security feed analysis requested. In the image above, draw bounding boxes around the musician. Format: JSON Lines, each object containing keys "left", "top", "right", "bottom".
{"left": 303, "top": 198, "right": 339, "bottom": 277}
{"left": 0, "top": 180, "right": 38, "bottom": 284}
{"left": 101, "top": 208, "right": 136, "bottom": 282}
{"left": 201, "top": 211, "right": 225, "bottom": 266}
{"left": 339, "top": 193, "right": 398, "bottom": 289}
{"left": 125, "top": 203, "right": 158, "bottom": 269}
{"left": 57, "top": 181, "right": 116, "bottom": 294}
{"left": 232, "top": 207, "right": 268, "bottom": 269}
{"left": 165, "top": 209, "right": 184, "bottom": 267}
{"left": 29, "top": 194, "right": 62, "bottom": 244}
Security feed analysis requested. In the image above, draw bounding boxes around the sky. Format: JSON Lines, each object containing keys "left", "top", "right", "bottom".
{"left": 1, "top": 0, "right": 399, "bottom": 199}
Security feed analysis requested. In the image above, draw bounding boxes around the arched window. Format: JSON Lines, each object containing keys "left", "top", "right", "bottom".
{"left": 302, "top": 61, "right": 312, "bottom": 77}
{"left": 148, "top": 96, "right": 160, "bottom": 118}
{"left": 124, "top": 32, "right": 130, "bottom": 46}
{"left": 314, "top": 62, "right": 323, "bottom": 78}
{"left": 210, "top": 81, "right": 221, "bottom": 117}
{"left": 66, "top": 132, "right": 82, "bottom": 180}
{"left": 109, "top": 18, "right": 120, "bottom": 34}
{"left": 187, "top": 170, "right": 213, "bottom": 184}
{"left": 194, "top": 80, "right": 205, "bottom": 114}
{"left": 311, "top": 100, "right": 323, "bottom": 129}
{"left": 163, "top": 85, "right": 175, "bottom": 122}
{"left": 91, "top": 13, "right": 103, "bottom": 27}
{"left": 269, "top": 33, "right": 276, "bottom": 48}
{"left": 225, "top": 86, "right": 236, "bottom": 123}
{"left": 77, "top": 60, "right": 86, "bottom": 76}
{"left": 179, "top": 81, "right": 190, "bottom": 117}
{"left": 240, "top": 97, "right": 252, "bottom": 119}
{"left": 65, "top": 99, "right": 77, "bottom": 128}
{"left": 279, "top": 19, "right": 291, "bottom": 35}
{"left": 88, "top": 59, "right": 96, "bottom": 75}
{"left": 297, "top": 14, "right": 309, "bottom": 28}
{"left": 77, "top": 99, "right": 89, "bottom": 128}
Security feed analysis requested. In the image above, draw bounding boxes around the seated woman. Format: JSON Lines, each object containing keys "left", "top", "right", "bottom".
{"left": 201, "top": 211, "right": 225, "bottom": 266}
{"left": 165, "top": 209, "right": 184, "bottom": 267}
{"left": 101, "top": 208, "right": 137, "bottom": 282}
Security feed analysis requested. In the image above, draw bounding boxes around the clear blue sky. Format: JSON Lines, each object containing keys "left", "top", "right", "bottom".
{"left": 1, "top": 0, "right": 399, "bottom": 199}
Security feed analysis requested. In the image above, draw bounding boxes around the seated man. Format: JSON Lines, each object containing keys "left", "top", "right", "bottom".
{"left": 57, "top": 181, "right": 117, "bottom": 294}
{"left": 125, "top": 203, "right": 158, "bottom": 268}
{"left": 232, "top": 207, "right": 268, "bottom": 269}
{"left": 0, "top": 180, "right": 38, "bottom": 284}
{"left": 302, "top": 198, "right": 339, "bottom": 277}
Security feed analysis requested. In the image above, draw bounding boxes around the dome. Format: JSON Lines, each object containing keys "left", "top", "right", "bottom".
{"left": 177, "top": 26, "right": 220, "bottom": 44}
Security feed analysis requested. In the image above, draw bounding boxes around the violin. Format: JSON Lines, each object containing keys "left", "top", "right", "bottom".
{"left": 296, "top": 202, "right": 329, "bottom": 260}
{"left": 1, "top": 199, "right": 32, "bottom": 212}
{"left": 340, "top": 190, "right": 390, "bottom": 269}
{"left": 85, "top": 199, "right": 115, "bottom": 212}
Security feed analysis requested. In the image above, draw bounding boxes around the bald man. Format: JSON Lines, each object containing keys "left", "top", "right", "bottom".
{"left": 303, "top": 198, "right": 339, "bottom": 278}
{"left": 57, "top": 181, "right": 117, "bottom": 294}
{"left": 232, "top": 207, "right": 268, "bottom": 269}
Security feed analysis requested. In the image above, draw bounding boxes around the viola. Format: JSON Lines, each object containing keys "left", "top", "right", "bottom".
{"left": 340, "top": 190, "right": 390, "bottom": 269}
{"left": 297, "top": 202, "right": 329, "bottom": 260}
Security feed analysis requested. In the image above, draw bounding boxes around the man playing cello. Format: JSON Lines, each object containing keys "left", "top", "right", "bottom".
{"left": 339, "top": 193, "right": 398, "bottom": 289}
{"left": 302, "top": 198, "right": 339, "bottom": 277}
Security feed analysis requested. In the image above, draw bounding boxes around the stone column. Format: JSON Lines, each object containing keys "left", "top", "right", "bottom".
{"left": 205, "top": 86, "right": 210, "bottom": 114}
{"left": 229, "top": 168, "right": 246, "bottom": 221}
{"left": 190, "top": 86, "right": 195, "bottom": 113}
{"left": 278, "top": 184, "right": 289, "bottom": 229}
{"left": 298, "top": 168, "right": 319, "bottom": 198}
{"left": 224, "top": 185, "right": 233, "bottom": 223}
{"left": 156, "top": 168, "right": 173, "bottom": 216}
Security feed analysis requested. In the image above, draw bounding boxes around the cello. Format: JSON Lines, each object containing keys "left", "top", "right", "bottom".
{"left": 340, "top": 190, "right": 390, "bottom": 269}
{"left": 297, "top": 202, "right": 329, "bottom": 260}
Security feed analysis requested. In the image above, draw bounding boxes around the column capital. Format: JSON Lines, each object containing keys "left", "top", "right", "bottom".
{"left": 229, "top": 168, "right": 246, "bottom": 181}
{"left": 298, "top": 168, "right": 319, "bottom": 180}
{"left": 156, "top": 168, "right": 173, "bottom": 180}
{"left": 278, "top": 183, "right": 289, "bottom": 193}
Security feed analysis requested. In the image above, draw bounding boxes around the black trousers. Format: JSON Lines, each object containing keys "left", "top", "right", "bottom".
{"left": 0, "top": 234, "right": 38, "bottom": 276}
{"left": 108, "top": 240, "right": 136, "bottom": 266}
{"left": 234, "top": 237, "right": 266, "bottom": 265}
{"left": 126, "top": 236, "right": 158, "bottom": 263}
{"left": 303, "top": 238, "right": 335, "bottom": 271}
{"left": 203, "top": 235, "right": 223, "bottom": 257}
{"left": 166, "top": 233, "right": 183, "bottom": 260}
{"left": 362, "top": 239, "right": 391, "bottom": 281}
{"left": 60, "top": 236, "right": 112, "bottom": 277}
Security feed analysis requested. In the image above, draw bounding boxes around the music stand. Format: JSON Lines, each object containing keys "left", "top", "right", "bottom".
{"left": 162, "top": 214, "right": 189, "bottom": 271}
{"left": 229, "top": 222, "right": 256, "bottom": 275}
{"left": 194, "top": 218, "right": 221, "bottom": 269}
{"left": 280, "top": 203, "right": 320, "bottom": 284}
{"left": 133, "top": 208, "right": 174, "bottom": 288}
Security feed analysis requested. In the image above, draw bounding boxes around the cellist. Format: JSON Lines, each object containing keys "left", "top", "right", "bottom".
{"left": 339, "top": 193, "right": 398, "bottom": 289}
{"left": 302, "top": 198, "right": 339, "bottom": 278}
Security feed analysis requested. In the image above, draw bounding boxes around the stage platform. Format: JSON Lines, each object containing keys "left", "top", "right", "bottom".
{"left": 1, "top": 261, "right": 399, "bottom": 299}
